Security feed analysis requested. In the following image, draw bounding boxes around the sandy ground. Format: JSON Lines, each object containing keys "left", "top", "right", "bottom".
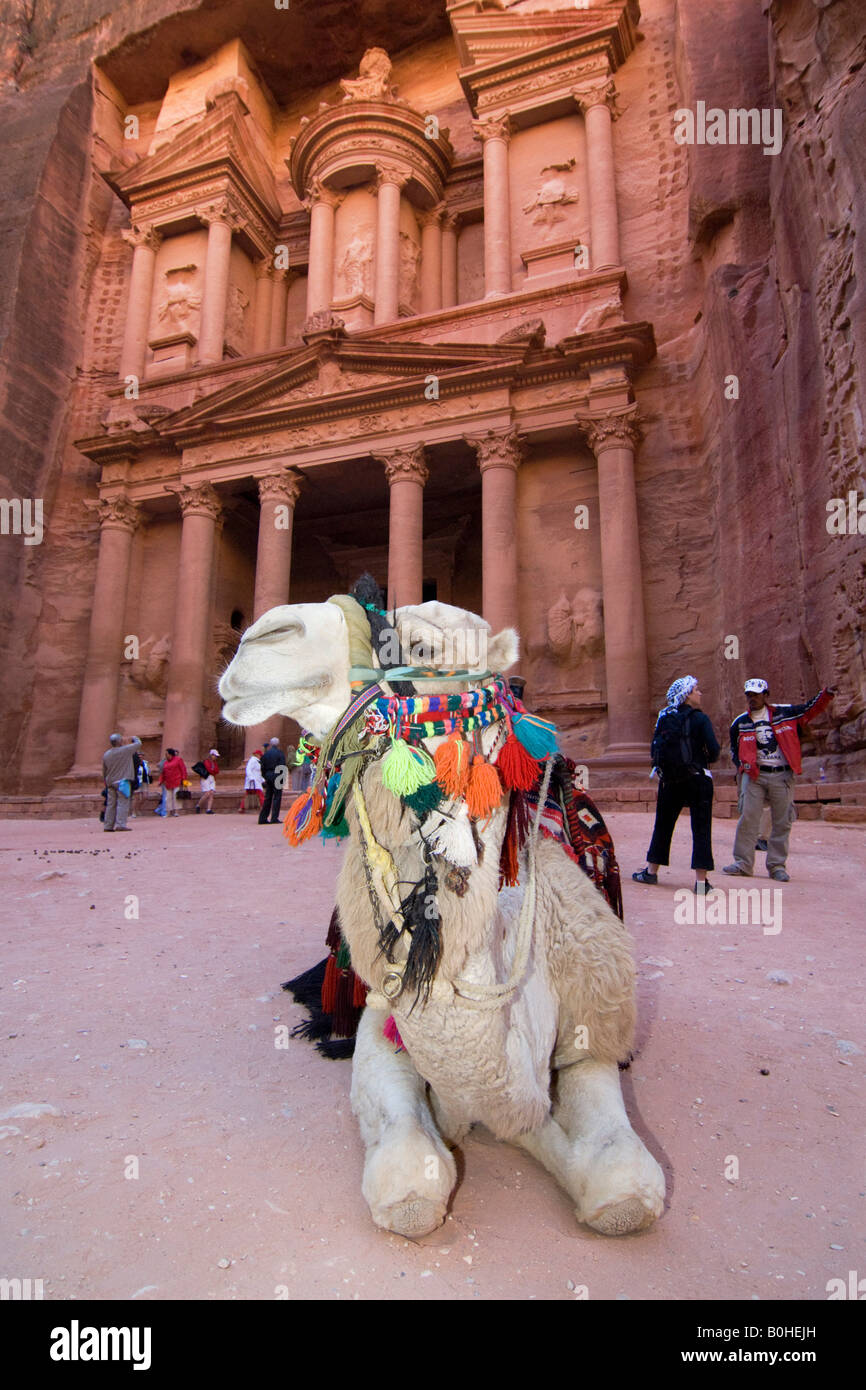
{"left": 1, "top": 803, "right": 864, "bottom": 1303}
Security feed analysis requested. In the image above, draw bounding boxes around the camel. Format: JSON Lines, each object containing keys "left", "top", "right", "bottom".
{"left": 219, "top": 591, "right": 666, "bottom": 1238}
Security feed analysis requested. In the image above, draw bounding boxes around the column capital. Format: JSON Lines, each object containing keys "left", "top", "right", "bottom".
{"left": 375, "top": 164, "right": 409, "bottom": 192}
{"left": 467, "top": 429, "right": 524, "bottom": 474}
{"left": 573, "top": 78, "right": 620, "bottom": 119}
{"left": 472, "top": 115, "right": 512, "bottom": 146}
{"left": 375, "top": 446, "right": 429, "bottom": 487}
{"left": 166, "top": 481, "right": 223, "bottom": 521}
{"left": 577, "top": 407, "right": 642, "bottom": 454}
{"left": 255, "top": 258, "right": 275, "bottom": 282}
{"left": 198, "top": 198, "right": 244, "bottom": 232}
{"left": 89, "top": 494, "right": 141, "bottom": 533}
{"left": 305, "top": 177, "right": 345, "bottom": 212}
{"left": 441, "top": 209, "right": 461, "bottom": 234}
{"left": 121, "top": 223, "right": 162, "bottom": 253}
{"left": 417, "top": 203, "right": 446, "bottom": 230}
{"left": 257, "top": 469, "right": 303, "bottom": 507}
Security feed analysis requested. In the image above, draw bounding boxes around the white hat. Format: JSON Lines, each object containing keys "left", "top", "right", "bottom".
{"left": 744, "top": 678, "right": 768, "bottom": 693}
{"left": 209, "top": 748, "right": 220, "bottom": 756}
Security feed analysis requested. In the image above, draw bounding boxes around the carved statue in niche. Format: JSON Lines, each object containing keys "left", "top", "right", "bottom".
{"left": 338, "top": 231, "right": 373, "bottom": 298}
{"left": 523, "top": 160, "right": 579, "bottom": 228}
{"left": 548, "top": 588, "right": 604, "bottom": 666}
{"left": 127, "top": 634, "right": 172, "bottom": 699}
{"left": 156, "top": 265, "right": 201, "bottom": 333}
{"left": 225, "top": 284, "right": 250, "bottom": 352}
{"left": 399, "top": 231, "right": 421, "bottom": 309}
{"left": 340, "top": 48, "right": 394, "bottom": 103}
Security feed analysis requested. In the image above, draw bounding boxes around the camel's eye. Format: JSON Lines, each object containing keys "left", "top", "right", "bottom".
{"left": 247, "top": 623, "right": 304, "bottom": 646}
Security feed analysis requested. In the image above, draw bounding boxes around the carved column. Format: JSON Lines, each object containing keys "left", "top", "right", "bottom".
{"left": 577, "top": 408, "right": 650, "bottom": 756}
{"left": 441, "top": 212, "right": 459, "bottom": 310}
{"left": 469, "top": 430, "right": 523, "bottom": 634}
{"left": 119, "top": 225, "right": 162, "bottom": 383}
{"left": 473, "top": 117, "right": 513, "bottom": 298}
{"left": 245, "top": 470, "right": 303, "bottom": 759}
{"left": 163, "top": 483, "right": 223, "bottom": 759}
{"left": 71, "top": 496, "right": 141, "bottom": 772}
{"left": 269, "top": 268, "right": 290, "bottom": 351}
{"left": 374, "top": 447, "right": 429, "bottom": 609}
{"left": 305, "top": 180, "right": 341, "bottom": 318}
{"left": 253, "top": 260, "right": 274, "bottom": 355}
{"left": 419, "top": 205, "right": 444, "bottom": 315}
{"left": 374, "top": 166, "right": 407, "bottom": 325}
{"left": 198, "top": 202, "right": 239, "bottom": 365}
{"left": 574, "top": 81, "right": 620, "bottom": 271}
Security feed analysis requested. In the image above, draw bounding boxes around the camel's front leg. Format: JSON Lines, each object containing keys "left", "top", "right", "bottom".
{"left": 516, "top": 1060, "right": 665, "bottom": 1235}
{"left": 351, "top": 1005, "right": 457, "bottom": 1238}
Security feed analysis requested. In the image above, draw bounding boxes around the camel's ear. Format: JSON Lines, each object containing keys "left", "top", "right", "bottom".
{"left": 487, "top": 627, "right": 519, "bottom": 673}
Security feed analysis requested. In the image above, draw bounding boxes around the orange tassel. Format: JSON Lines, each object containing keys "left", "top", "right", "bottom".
{"left": 497, "top": 731, "right": 542, "bottom": 791}
{"left": 352, "top": 971, "right": 368, "bottom": 1008}
{"left": 283, "top": 788, "right": 324, "bottom": 846}
{"left": 321, "top": 954, "right": 338, "bottom": 1013}
{"left": 434, "top": 733, "right": 471, "bottom": 798}
{"left": 465, "top": 754, "right": 503, "bottom": 821}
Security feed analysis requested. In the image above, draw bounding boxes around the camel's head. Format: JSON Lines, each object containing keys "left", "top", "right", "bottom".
{"left": 219, "top": 596, "right": 519, "bottom": 739}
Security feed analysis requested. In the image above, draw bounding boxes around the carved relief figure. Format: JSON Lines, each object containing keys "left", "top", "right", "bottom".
{"left": 156, "top": 265, "right": 201, "bottom": 333}
{"left": 548, "top": 588, "right": 604, "bottom": 665}
{"left": 338, "top": 232, "right": 374, "bottom": 298}
{"left": 128, "top": 634, "right": 172, "bottom": 698}
{"left": 225, "top": 284, "right": 250, "bottom": 352}
{"left": 399, "top": 231, "right": 421, "bottom": 309}
{"left": 340, "top": 48, "right": 394, "bottom": 103}
{"left": 575, "top": 292, "right": 625, "bottom": 335}
{"left": 523, "top": 161, "right": 579, "bottom": 228}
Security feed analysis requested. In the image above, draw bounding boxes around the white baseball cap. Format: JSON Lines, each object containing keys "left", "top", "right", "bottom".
{"left": 209, "top": 748, "right": 220, "bottom": 756}
{"left": 744, "top": 678, "right": 768, "bottom": 693}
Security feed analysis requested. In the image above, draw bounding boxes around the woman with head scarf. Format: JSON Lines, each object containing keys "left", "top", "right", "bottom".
{"left": 633, "top": 675, "right": 721, "bottom": 895}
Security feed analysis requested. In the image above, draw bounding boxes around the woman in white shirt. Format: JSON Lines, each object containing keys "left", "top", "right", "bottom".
{"left": 240, "top": 749, "right": 264, "bottom": 813}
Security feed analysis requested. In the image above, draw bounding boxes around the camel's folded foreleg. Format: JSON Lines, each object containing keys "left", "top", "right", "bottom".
{"left": 350, "top": 1005, "right": 457, "bottom": 1238}
{"left": 516, "top": 1058, "right": 665, "bottom": 1235}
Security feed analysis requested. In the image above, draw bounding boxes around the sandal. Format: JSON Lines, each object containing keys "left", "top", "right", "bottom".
{"left": 632, "top": 869, "right": 658, "bottom": 884}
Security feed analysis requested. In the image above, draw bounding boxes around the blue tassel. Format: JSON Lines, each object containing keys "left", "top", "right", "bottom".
{"left": 512, "top": 711, "right": 559, "bottom": 759}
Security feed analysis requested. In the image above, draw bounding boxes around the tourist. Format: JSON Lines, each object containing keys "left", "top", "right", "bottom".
{"left": 259, "top": 737, "right": 289, "bottom": 825}
{"left": 723, "top": 677, "right": 836, "bottom": 882}
{"left": 130, "top": 751, "right": 150, "bottom": 818}
{"left": 240, "top": 748, "right": 264, "bottom": 813}
{"left": 633, "top": 676, "right": 720, "bottom": 895}
{"left": 195, "top": 748, "right": 220, "bottom": 814}
{"left": 102, "top": 732, "right": 142, "bottom": 833}
{"left": 159, "top": 748, "right": 187, "bottom": 817}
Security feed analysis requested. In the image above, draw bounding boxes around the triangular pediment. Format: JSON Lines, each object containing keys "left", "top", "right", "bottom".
{"left": 157, "top": 338, "right": 528, "bottom": 442}
{"left": 451, "top": 2, "right": 640, "bottom": 75}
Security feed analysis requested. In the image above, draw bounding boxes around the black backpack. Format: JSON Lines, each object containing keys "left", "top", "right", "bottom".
{"left": 651, "top": 709, "right": 699, "bottom": 781}
{"left": 191, "top": 760, "right": 208, "bottom": 778}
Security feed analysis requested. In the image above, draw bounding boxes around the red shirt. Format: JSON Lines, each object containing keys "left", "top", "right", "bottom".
{"left": 204, "top": 757, "right": 219, "bottom": 778}
{"left": 160, "top": 755, "right": 187, "bottom": 790}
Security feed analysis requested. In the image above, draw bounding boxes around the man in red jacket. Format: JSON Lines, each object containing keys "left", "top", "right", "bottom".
{"left": 724, "top": 677, "right": 835, "bottom": 881}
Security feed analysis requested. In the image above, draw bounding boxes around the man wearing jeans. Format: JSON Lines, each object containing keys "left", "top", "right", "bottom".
{"left": 102, "top": 733, "right": 142, "bottom": 832}
{"left": 724, "top": 678, "right": 835, "bottom": 881}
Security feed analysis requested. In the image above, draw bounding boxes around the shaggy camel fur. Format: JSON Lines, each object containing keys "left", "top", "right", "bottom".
{"left": 220, "top": 598, "right": 666, "bottom": 1237}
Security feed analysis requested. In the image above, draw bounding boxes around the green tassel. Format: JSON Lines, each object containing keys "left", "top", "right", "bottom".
{"left": 321, "top": 814, "right": 350, "bottom": 839}
{"left": 381, "top": 738, "right": 436, "bottom": 796}
{"left": 402, "top": 781, "right": 444, "bottom": 818}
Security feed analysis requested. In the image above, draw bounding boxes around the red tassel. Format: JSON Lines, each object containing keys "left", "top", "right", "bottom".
{"left": 499, "top": 792, "right": 520, "bottom": 887}
{"left": 321, "top": 954, "right": 338, "bottom": 1013}
{"left": 352, "top": 969, "right": 368, "bottom": 1009}
{"left": 464, "top": 754, "right": 503, "bottom": 821}
{"left": 383, "top": 1015, "right": 404, "bottom": 1050}
{"left": 497, "top": 731, "right": 542, "bottom": 791}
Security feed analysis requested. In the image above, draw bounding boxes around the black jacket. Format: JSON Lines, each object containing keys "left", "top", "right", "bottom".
{"left": 261, "top": 746, "right": 288, "bottom": 778}
{"left": 682, "top": 709, "right": 721, "bottom": 769}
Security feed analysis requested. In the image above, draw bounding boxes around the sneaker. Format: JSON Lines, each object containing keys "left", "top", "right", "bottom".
{"left": 755, "top": 838, "right": 768, "bottom": 852}
{"left": 104, "top": 827, "right": 115, "bottom": 832}
{"left": 195, "top": 805, "right": 201, "bottom": 814}
{"left": 115, "top": 826, "right": 132, "bottom": 832}
{"left": 723, "top": 864, "right": 750, "bottom": 876}
{"left": 769, "top": 868, "right": 790, "bottom": 882}
{"left": 632, "top": 869, "right": 658, "bottom": 884}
